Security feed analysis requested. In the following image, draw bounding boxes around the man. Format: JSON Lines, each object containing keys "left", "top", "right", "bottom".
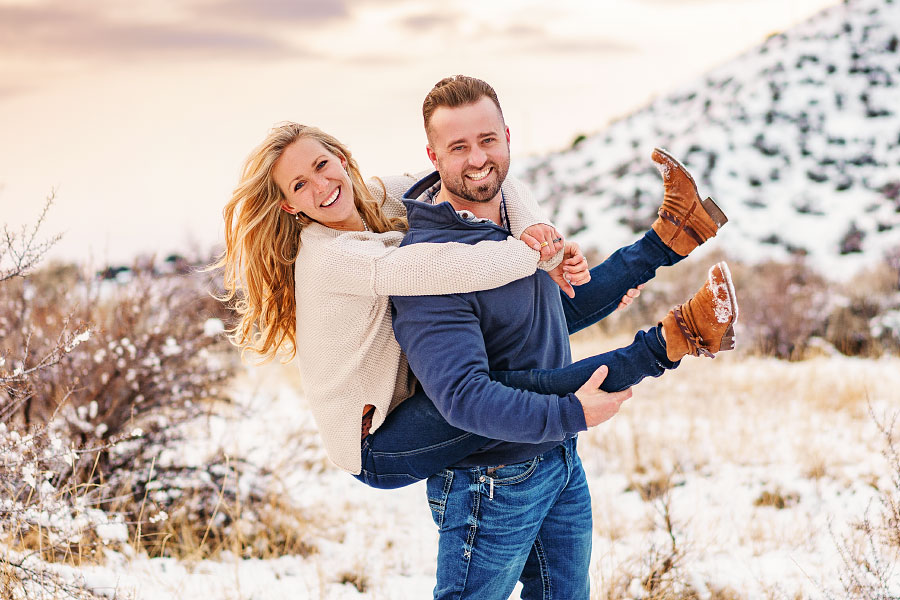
{"left": 391, "top": 76, "right": 632, "bottom": 600}
{"left": 391, "top": 75, "right": 734, "bottom": 599}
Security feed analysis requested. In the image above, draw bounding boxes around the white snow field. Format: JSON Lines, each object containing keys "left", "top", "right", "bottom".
{"left": 48, "top": 346, "right": 900, "bottom": 600}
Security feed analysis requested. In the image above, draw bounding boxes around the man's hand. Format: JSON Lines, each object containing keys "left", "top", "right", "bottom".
{"left": 549, "top": 241, "right": 589, "bottom": 298}
{"left": 521, "top": 224, "right": 563, "bottom": 261}
{"left": 575, "top": 365, "right": 632, "bottom": 427}
{"left": 617, "top": 284, "right": 644, "bottom": 311}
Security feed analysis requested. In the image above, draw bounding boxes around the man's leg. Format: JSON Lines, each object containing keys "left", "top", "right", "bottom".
{"left": 562, "top": 229, "right": 683, "bottom": 334}
{"left": 425, "top": 446, "right": 574, "bottom": 600}
{"left": 518, "top": 437, "right": 592, "bottom": 600}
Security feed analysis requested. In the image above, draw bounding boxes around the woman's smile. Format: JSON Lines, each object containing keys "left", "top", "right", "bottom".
{"left": 321, "top": 186, "right": 341, "bottom": 207}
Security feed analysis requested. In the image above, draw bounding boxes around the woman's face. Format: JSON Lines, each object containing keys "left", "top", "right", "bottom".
{"left": 273, "top": 137, "right": 360, "bottom": 231}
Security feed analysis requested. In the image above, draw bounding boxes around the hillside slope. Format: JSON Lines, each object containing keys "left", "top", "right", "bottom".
{"left": 518, "top": 0, "right": 900, "bottom": 278}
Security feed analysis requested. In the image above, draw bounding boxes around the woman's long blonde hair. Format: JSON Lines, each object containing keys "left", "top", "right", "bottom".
{"left": 213, "top": 122, "right": 408, "bottom": 362}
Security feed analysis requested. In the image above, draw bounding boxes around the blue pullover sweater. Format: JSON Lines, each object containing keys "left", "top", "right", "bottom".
{"left": 390, "top": 173, "right": 588, "bottom": 468}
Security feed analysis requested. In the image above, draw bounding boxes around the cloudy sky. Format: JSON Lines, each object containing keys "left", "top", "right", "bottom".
{"left": 0, "top": 0, "right": 839, "bottom": 265}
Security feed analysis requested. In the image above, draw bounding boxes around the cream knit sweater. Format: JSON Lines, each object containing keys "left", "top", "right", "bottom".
{"left": 294, "top": 174, "right": 556, "bottom": 474}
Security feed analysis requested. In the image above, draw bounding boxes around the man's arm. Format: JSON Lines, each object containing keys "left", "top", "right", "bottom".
{"left": 391, "top": 292, "right": 588, "bottom": 443}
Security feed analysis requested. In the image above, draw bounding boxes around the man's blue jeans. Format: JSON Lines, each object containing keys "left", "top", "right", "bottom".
{"left": 426, "top": 436, "right": 591, "bottom": 600}
{"left": 355, "top": 229, "right": 683, "bottom": 489}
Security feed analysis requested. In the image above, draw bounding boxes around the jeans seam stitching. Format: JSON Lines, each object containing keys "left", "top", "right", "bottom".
{"left": 490, "top": 457, "right": 540, "bottom": 486}
{"left": 439, "top": 470, "right": 453, "bottom": 530}
{"left": 458, "top": 472, "right": 479, "bottom": 596}
{"left": 532, "top": 535, "right": 551, "bottom": 600}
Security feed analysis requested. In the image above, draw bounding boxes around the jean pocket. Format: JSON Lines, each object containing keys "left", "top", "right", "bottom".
{"left": 425, "top": 469, "right": 454, "bottom": 530}
{"left": 485, "top": 456, "right": 541, "bottom": 487}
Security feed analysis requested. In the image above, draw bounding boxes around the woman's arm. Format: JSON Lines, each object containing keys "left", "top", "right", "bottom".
{"left": 310, "top": 232, "right": 543, "bottom": 297}
{"left": 501, "top": 175, "right": 552, "bottom": 238}
{"left": 502, "top": 176, "right": 565, "bottom": 268}
{"left": 367, "top": 175, "right": 418, "bottom": 219}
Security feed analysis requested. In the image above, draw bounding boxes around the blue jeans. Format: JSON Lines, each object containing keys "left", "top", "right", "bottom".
{"left": 426, "top": 436, "right": 591, "bottom": 600}
{"left": 356, "top": 229, "right": 684, "bottom": 489}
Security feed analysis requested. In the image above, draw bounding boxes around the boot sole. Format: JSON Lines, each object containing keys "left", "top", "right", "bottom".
{"left": 653, "top": 147, "right": 729, "bottom": 228}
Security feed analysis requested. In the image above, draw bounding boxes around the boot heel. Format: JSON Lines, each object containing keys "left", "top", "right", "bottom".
{"left": 719, "top": 324, "right": 735, "bottom": 352}
{"left": 700, "top": 197, "right": 728, "bottom": 227}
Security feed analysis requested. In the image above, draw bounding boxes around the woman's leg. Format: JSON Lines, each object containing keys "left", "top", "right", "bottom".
{"left": 496, "top": 260, "right": 739, "bottom": 395}
{"left": 561, "top": 147, "right": 729, "bottom": 334}
{"left": 355, "top": 385, "right": 490, "bottom": 490}
{"left": 358, "top": 327, "right": 674, "bottom": 489}
{"left": 492, "top": 325, "right": 677, "bottom": 395}
{"left": 562, "top": 228, "right": 683, "bottom": 335}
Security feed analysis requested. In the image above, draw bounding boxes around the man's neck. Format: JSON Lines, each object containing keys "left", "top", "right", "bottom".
{"left": 436, "top": 188, "right": 502, "bottom": 226}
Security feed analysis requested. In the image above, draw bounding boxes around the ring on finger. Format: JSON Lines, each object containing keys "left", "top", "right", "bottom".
{"left": 539, "top": 241, "right": 549, "bottom": 248}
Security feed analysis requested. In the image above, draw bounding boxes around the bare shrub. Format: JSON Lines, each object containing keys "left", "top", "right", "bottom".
{"left": 0, "top": 552, "right": 106, "bottom": 600}
{"left": 820, "top": 262, "right": 900, "bottom": 357}
{"left": 2, "top": 244, "right": 322, "bottom": 569}
{"left": 578, "top": 250, "right": 900, "bottom": 360}
{"left": 731, "top": 259, "right": 832, "bottom": 359}
{"left": 0, "top": 193, "right": 62, "bottom": 283}
{"left": 599, "top": 485, "right": 743, "bottom": 600}
{"left": 107, "top": 450, "right": 318, "bottom": 560}
{"left": 0, "top": 199, "right": 115, "bottom": 598}
{"left": 831, "top": 408, "right": 900, "bottom": 599}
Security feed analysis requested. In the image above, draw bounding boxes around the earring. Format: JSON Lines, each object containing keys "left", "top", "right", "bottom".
{"left": 294, "top": 212, "right": 300, "bottom": 221}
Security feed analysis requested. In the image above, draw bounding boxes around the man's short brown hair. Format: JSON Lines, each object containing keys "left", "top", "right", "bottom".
{"left": 422, "top": 75, "right": 505, "bottom": 138}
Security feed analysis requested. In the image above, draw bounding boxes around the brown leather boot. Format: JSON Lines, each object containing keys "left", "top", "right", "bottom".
{"left": 661, "top": 261, "right": 738, "bottom": 361}
{"left": 651, "top": 148, "right": 728, "bottom": 256}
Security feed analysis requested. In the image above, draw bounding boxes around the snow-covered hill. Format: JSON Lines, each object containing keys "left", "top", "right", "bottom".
{"left": 518, "top": 0, "right": 900, "bottom": 279}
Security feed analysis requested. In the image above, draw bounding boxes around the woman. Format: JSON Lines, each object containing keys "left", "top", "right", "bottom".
{"left": 215, "top": 123, "right": 737, "bottom": 488}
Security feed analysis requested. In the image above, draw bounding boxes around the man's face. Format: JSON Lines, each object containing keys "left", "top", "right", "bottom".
{"left": 426, "top": 96, "right": 511, "bottom": 205}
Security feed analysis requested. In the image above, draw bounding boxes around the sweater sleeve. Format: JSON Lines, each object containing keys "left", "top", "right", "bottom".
{"left": 367, "top": 175, "right": 417, "bottom": 220}
{"left": 502, "top": 176, "right": 564, "bottom": 271}
{"left": 391, "top": 293, "right": 588, "bottom": 442}
{"left": 502, "top": 175, "right": 551, "bottom": 237}
{"left": 315, "top": 233, "right": 543, "bottom": 297}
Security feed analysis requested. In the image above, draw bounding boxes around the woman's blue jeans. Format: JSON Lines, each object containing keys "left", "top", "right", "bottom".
{"left": 355, "top": 229, "right": 684, "bottom": 489}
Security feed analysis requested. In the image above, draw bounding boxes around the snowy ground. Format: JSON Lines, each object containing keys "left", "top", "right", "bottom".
{"left": 58, "top": 345, "right": 900, "bottom": 599}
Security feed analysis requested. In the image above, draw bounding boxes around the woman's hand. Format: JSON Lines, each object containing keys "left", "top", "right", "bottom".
{"left": 617, "top": 284, "right": 644, "bottom": 311}
{"left": 548, "top": 241, "right": 589, "bottom": 298}
{"left": 560, "top": 242, "right": 589, "bottom": 286}
{"left": 521, "top": 224, "right": 563, "bottom": 262}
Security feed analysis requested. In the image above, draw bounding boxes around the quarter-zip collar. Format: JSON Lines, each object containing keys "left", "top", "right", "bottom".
{"left": 403, "top": 170, "right": 511, "bottom": 233}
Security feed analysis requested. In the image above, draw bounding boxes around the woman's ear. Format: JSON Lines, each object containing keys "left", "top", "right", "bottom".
{"left": 280, "top": 202, "right": 293, "bottom": 213}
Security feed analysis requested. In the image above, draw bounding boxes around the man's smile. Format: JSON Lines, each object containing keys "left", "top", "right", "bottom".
{"left": 466, "top": 167, "right": 492, "bottom": 182}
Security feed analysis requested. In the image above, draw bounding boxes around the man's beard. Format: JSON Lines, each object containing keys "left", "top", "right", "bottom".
{"left": 440, "top": 161, "right": 510, "bottom": 204}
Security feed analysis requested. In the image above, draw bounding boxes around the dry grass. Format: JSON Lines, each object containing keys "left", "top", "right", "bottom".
{"left": 574, "top": 350, "right": 899, "bottom": 476}
{"left": 754, "top": 489, "right": 801, "bottom": 510}
{"left": 574, "top": 342, "right": 900, "bottom": 600}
